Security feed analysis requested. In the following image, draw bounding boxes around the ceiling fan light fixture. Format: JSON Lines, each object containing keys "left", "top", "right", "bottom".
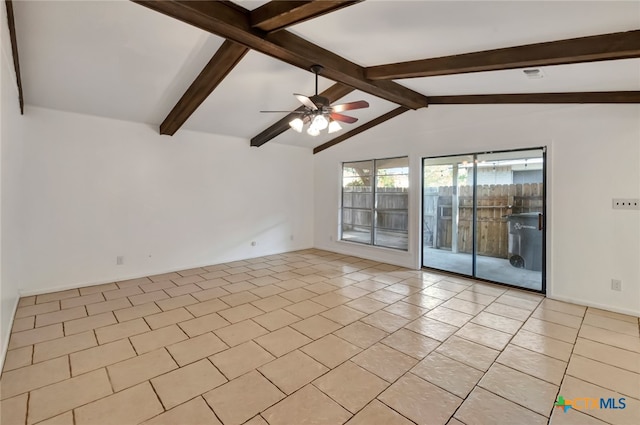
{"left": 307, "top": 126, "right": 320, "bottom": 136}
{"left": 328, "top": 119, "right": 342, "bottom": 134}
{"left": 312, "top": 114, "right": 329, "bottom": 130}
{"left": 289, "top": 118, "right": 304, "bottom": 133}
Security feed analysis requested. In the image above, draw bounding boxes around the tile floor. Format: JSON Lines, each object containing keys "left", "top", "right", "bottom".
{"left": 1, "top": 249, "right": 639, "bottom": 425}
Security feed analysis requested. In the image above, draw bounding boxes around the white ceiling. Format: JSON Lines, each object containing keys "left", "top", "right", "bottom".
{"left": 13, "top": 1, "right": 640, "bottom": 149}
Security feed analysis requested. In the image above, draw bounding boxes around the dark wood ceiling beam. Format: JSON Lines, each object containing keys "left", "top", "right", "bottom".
{"left": 366, "top": 30, "right": 640, "bottom": 80}
{"left": 251, "top": 83, "right": 354, "bottom": 147}
{"left": 5, "top": 0, "right": 24, "bottom": 114}
{"left": 160, "top": 40, "right": 248, "bottom": 136}
{"left": 131, "top": 0, "right": 429, "bottom": 110}
{"left": 251, "top": 1, "right": 362, "bottom": 32}
{"left": 428, "top": 91, "right": 640, "bottom": 104}
{"left": 313, "top": 106, "right": 409, "bottom": 154}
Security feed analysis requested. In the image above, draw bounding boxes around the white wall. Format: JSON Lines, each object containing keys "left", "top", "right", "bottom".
{"left": 314, "top": 104, "right": 640, "bottom": 316}
{"left": 1, "top": 3, "right": 25, "bottom": 366}
{"left": 16, "top": 107, "right": 314, "bottom": 294}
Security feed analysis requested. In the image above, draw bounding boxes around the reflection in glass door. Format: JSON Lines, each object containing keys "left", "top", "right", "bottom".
{"left": 422, "top": 148, "right": 545, "bottom": 292}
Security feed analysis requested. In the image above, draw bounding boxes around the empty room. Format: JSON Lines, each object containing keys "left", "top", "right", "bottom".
{"left": 1, "top": 1, "right": 639, "bottom": 425}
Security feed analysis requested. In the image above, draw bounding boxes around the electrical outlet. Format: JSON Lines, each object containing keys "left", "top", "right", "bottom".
{"left": 611, "top": 279, "right": 622, "bottom": 291}
{"left": 612, "top": 198, "right": 640, "bottom": 210}
{"left": 116, "top": 256, "right": 124, "bottom": 265}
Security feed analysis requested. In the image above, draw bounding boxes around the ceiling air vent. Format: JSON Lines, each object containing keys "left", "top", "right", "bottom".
{"left": 523, "top": 68, "right": 544, "bottom": 79}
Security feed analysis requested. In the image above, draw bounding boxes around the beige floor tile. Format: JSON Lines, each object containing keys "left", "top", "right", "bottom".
{"left": 531, "top": 307, "right": 583, "bottom": 328}
{"left": 141, "top": 397, "right": 221, "bottom": 425}
{"left": 0, "top": 394, "right": 27, "bottom": 425}
{"left": 204, "top": 371, "right": 285, "bottom": 425}
{"left": 354, "top": 280, "right": 388, "bottom": 292}
{"left": 306, "top": 282, "right": 340, "bottom": 294}
{"left": 320, "top": 305, "right": 366, "bottom": 326}
{"left": 431, "top": 280, "right": 470, "bottom": 293}
{"left": 249, "top": 309, "right": 300, "bottom": 331}
{"left": 301, "top": 334, "right": 362, "bottom": 368}
{"left": 254, "top": 326, "right": 312, "bottom": 357}
{"left": 540, "top": 299, "right": 586, "bottom": 317}
{"left": 15, "top": 301, "right": 60, "bottom": 319}
{"left": 275, "top": 278, "right": 308, "bottom": 290}
{"left": 346, "top": 297, "right": 388, "bottom": 314}
{"left": 103, "top": 286, "right": 143, "bottom": 301}
{"left": 334, "top": 321, "right": 388, "bottom": 349}
{"left": 567, "top": 354, "right": 640, "bottom": 399}
{"left": 79, "top": 282, "right": 118, "bottom": 295}
{"left": 579, "top": 324, "right": 640, "bottom": 352}
{"left": 291, "top": 315, "right": 342, "bottom": 340}
{"left": 468, "top": 283, "right": 507, "bottom": 297}
{"left": 378, "top": 373, "right": 462, "bottom": 425}
{"left": 435, "top": 336, "right": 500, "bottom": 372}
{"left": 164, "top": 283, "right": 201, "bottom": 297}
{"left": 495, "top": 294, "right": 540, "bottom": 311}
{"left": 18, "top": 296, "right": 36, "bottom": 307}
{"left": 251, "top": 295, "right": 291, "bottom": 313}
{"left": 497, "top": 344, "right": 567, "bottom": 385}
{"left": 558, "top": 375, "right": 640, "bottom": 425}
{"left": 64, "top": 312, "right": 117, "bottom": 335}
{"left": 383, "top": 301, "right": 429, "bottom": 320}
{"left": 75, "top": 382, "right": 164, "bottom": 425}
{"left": 151, "top": 359, "right": 227, "bottom": 409}
{"left": 191, "top": 287, "right": 229, "bottom": 302}
{"left": 440, "top": 298, "right": 486, "bottom": 315}
{"left": 380, "top": 329, "right": 440, "bottom": 359}
{"left": 352, "top": 343, "right": 417, "bottom": 382}
{"left": 573, "top": 337, "right": 640, "bottom": 373}
{"left": 86, "top": 297, "right": 132, "bottom": 316}
{"left": 587, "top": 307, "right": 639, "bottom": 324}
{"left": 549, "top": 407, "right": 611, "bottom": 425}
{"left": 178, "top": 312, "right": 230, "bottom": 337}
{"left": 95, "top": 318, "right": 150, "bottom": 344}
{"left": 420, "top": 286, "right": 458, "bottom": 301}
{"left": 113, "top": 302, "right": 161, "bottom": 322}
{"left": 8, "top": 324, "right": 64, "bottom": 350}
{"left": 210, "top": 340, "right": 275, "bottom": 379}
{"left": 483, "top": 302, "right": 532, "bottom": 321}
{"left": 139, "top": 280, "right": 177, "bottom": 293}
{"left": 313, "top": 361, "right": 388, "bottom": 413}
{"left": 345, "top": 399, "right": 414, "bottom": 425}
{"left": 0, "top": 356, "right": 69, "bottom": 400}
{"left": 259, "top": 350, "right": 328, "bottom": 394}
{"left": 248, "top": 276, "right": 281, "bottom": 287}
{"left": 60, "top": 293, "right": 105, "bottom": 310}
{"left": 218, "top": 303, "right": 264, "bottom": 323}
{"left": 479, "top": 363, "right": 558, "bottom": 416}
{"left": 116, "top": 277, "right": 151, "bottom": 288}
{"left": 523, "top": 317, "right": 579, "bottom": 343}
{"left": 250, "top": 284, "right": 285, "bottom": 298}
{"left": 504, "top": 288, "right": 544, "bottom": 303}
{"left": 279, "top": 288, "right": 316, "bottom": 303}
{"left": 36, "top": 289, "right": 80, "bottom": 304}
{"left": 196, "top": 278, "right": 229, "bottom": 290}
{"left": 214, "top": 320, "right": 268, "bottom": 346}
{"left": 128, "top": 290, "right": 169, "bottom": 306}
{"left": 312, "top": 292, "right": 352, "bottom": 308}
{"left": 12, "top": 316, "right": 35, "bottom": 333}
{"left": 426, "top": 306, "right": 474, "bottom": 327}
{"left": 2, "top": 346, "right": 33, "bottom": 371}
{"left": 455, "top": 322, "right": 513, "bottom": 350}
{"left": 155, "top": 294, "right": 198, "bottom": 311}
{"left": 471, "top": 311, "right": 523, "bottom": 334}
{"left": 28, "top": 369, "right": 112, "bottom": 424}
{"left": 404, "top": 316, "right": 458, "bottom": 342}
{"left": 454, "top": 387, "right": 546, "bottom": 425}
{"left": 149, "top": 272, "right": 181, "bottom": 282}
{"left": 70, "top": 339, "right": 136, "bottom": 376}
{"left": 285, "top": 300, "right": 328, "bottom": 318}
{"left": 385, "top": 283, "right": 422, "bottom": 296}
{"left": 33, "top": 331, "right": 96, "bottom": 363}
{"left": 583, "top": 312, "right": 639, "bottom": 337}
{"left": 35, "top": 411, "right": 73, "bottom": 425}
{"left": 335, "top": 286, "right": 373, "bottom": 300}
{"left": 361, "top": 310, "right": 410, "bottom": 333}
{"left": 107, "top": 348, "right": 177, "bottom": 391}
{"left": 220, "top": 291, "right": 260, "bottom": 307}
{"left": 167, "top": 332, "right": 228, "bottom": 366}
{"left": 130, "top": 325, "right": 188, "bottom": 354}
{"left": 144, "top": 307, "right": 193, "bottom": 329}
{"left": 454, "top": 290, "right": 497, "bottom": 306}
{"left": 412, "top": 352, "right": 483, "bottom": 398}
{"left": 223, "top": 273, "right": 253, "bottom": 284}
{"left": 511, "top": 329, "right": 574, "bottom": 362}
{"left": 261, "top": 384, "right": 350, "bottom": 425}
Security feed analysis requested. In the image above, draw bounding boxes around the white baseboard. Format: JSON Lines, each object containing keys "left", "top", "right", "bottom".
{"left": 547, "top": 293, "right": 640, "bottom": 318}
{"left": 1, "top": 296, "right": 20, "bottom": 373}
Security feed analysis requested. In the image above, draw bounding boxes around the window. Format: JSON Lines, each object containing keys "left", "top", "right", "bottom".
{"left": 341, "top": 157, "right": 409, "bottom": 250}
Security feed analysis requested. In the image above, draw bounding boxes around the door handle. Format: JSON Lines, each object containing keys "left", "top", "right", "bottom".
{"left": 538, "top": 213, "right": 543, "bottom": 231}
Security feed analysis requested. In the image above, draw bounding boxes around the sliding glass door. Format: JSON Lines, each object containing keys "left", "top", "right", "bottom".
{"left": 422, "top": 148, "right": 545, "bottom": 292}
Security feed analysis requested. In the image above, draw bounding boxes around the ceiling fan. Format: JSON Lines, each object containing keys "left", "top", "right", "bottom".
{"left": 261, "top": 65, "right": 369, "bottom": 136}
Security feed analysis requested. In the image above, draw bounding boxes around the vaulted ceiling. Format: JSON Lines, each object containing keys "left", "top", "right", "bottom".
{"left": 10, "top": 1, "right": 640, "bottom": 153}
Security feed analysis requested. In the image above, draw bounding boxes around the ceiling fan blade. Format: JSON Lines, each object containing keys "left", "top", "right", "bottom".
{"left": 294, "top": 93, "right": 318, "bottom": 110}
{"left": 260, "top": 110, "right": 306, "bottom": 113}
{"left": 330, "top": 112, "right": 358, "bottom": 124}
{"left": 331, "top": 100, "right": 369, "bottom": 112}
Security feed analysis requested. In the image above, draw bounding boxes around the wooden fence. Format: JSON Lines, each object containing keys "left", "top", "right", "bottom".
{"left": 424, "top": 183, "right": 543, "bottom": 258}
